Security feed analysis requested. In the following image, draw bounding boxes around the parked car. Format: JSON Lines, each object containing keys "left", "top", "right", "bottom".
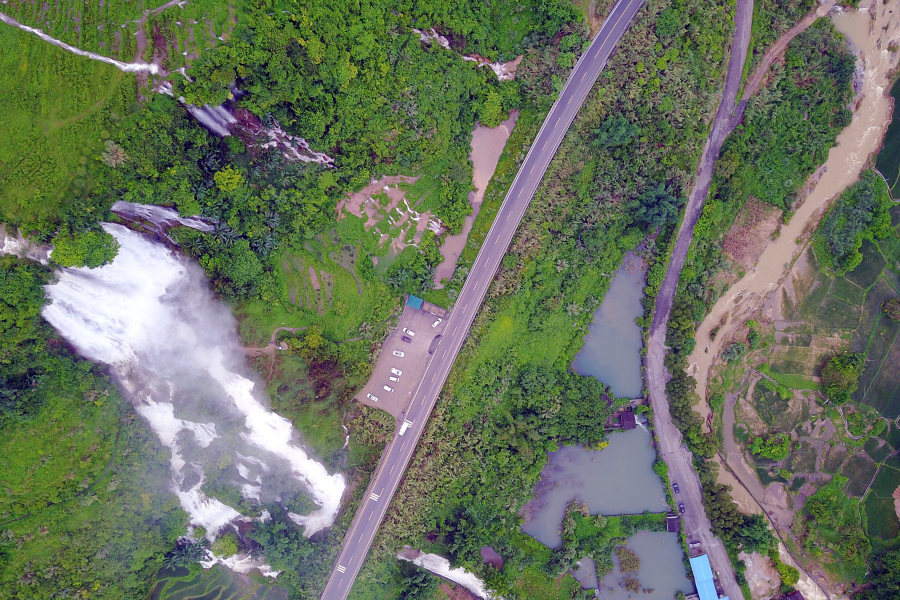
{"left": 389, "top": 376, "right": 400, "bottom": 382}
{"left": 390, "top": 368, "right": 402, "bottom": 376}
{"left": 432, "top": 318, "right": 442, "bottom": 328}
{"left": 672, "top": 482, "right": 680, "bottom": 493}
{"left": 401, "top": 336, "right": 412, "bottom": 343}
{"left": 366, "top": 393, "right": 378, "bottom": 402}
{"left": 402, "top": 328, "right": 415, "bottom": 336}
{"left": 392, "top": 350, "right": 405, "bottom": 357}
{"left": 678, "top": 502, "right": 686, "bottom": 514}
{"left": 383, "top": 385, "right": 394, "bottom": 392}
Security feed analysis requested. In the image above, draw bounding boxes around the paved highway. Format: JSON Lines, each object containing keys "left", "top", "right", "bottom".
{"left": 321, "top": 1, "right": 645, "bottom": 598}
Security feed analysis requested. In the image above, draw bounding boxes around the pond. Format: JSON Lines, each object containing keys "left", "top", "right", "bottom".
{"left": 572, "top": 253, "right": 645, "bottom": 399}
{"left": 587, "top": 531, "right": 694, "bottom": 599}
{"left": 520, "top": 423, "right": 669, "bottom": 548}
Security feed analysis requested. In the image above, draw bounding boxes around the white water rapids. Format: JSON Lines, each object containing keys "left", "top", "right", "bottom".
{"left": 42, "top": 224, "right": 345, "bottom": 539}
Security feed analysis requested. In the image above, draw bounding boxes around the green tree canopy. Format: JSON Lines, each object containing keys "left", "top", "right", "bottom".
{"left": 592, "top": 114, "right": 640, "bottom": 148}
{"left": 821, "top": 352, "right": 866, "bottom": 404}
{"left": 51, "top": 227, "right": 119, "bottom": 269}
{"left": 627, "top": 182, "right": 685, "bottom": 229}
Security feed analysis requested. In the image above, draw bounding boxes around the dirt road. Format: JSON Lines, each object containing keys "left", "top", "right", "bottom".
{"left": 739, "top": 1, "right": 838, "bottom": 107}
{"left": 644, "top": 1, "right": 754, "bottom": 598}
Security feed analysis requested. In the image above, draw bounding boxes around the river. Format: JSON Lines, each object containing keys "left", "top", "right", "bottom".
{"left": 689, "top": 0, "right": 900, "bottom": 405}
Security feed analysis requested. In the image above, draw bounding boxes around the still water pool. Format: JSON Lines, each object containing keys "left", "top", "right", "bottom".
{"left": 572, "top": 253, "right": 645, "bottom": 399}
{"left": 520, "top": 424, "right": 668, "bottom": 548}
{"left": 574, "top": 531, "right": 695, "bottom": 600}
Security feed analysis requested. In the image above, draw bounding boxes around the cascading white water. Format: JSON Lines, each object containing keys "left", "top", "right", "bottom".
{"left": 112, "top": 200, "right": 215, "bottom": 234}
{"left": 42, "top": 224, "right": 346, "bottom": 538}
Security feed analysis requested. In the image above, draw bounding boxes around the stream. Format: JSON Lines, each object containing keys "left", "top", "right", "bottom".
{"left": 0, "top": 9, "right": 159, "bottom": 73}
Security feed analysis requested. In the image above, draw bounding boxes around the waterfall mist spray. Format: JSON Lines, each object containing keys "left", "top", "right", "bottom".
{"left": 42, "top": 224, "right": 345, "bottom": 539}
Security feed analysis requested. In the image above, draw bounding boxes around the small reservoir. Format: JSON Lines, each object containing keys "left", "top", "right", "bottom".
{"left": 572, "top": 253, "right": 645, "bottom": 399}
{"left": 592, "top": 531, "right": 694, "bottom": 600}
{"left": 520, "top": 423, "right": 668, "bottom": 548}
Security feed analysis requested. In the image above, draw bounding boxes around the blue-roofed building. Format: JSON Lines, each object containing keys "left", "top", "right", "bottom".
{"left": 407, "top": 295, "right": 424, "bottom": 310}
{"left": 689, "top": 554, "right": 727, "bottom": 600}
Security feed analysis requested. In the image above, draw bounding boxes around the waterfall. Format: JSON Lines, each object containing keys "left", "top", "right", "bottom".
{"left": 112, "top": 200, "right": 215, "bottom": 235}
{"left": 185, "top": 104, "right": 237, "bottom": 137}
{"left": 42, "top": 224, "right": 345, "bottom": 539}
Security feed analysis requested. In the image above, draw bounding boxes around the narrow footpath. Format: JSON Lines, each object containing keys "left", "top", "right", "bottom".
{"left": 645, "top": 1, "right": 754, "bottom": 599}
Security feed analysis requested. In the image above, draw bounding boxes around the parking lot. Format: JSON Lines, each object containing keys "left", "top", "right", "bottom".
{"left": 355, "top": 301, "right": 448, "bottom": 419}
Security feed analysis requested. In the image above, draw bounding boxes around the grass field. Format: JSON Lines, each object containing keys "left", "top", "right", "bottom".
{"left": 0, "top": 23, "right": 133, "bottom": 232}
{"left": 876, "top": 79, "right": 900, "bottom": 199}
{"left": 512, "top": 568, "right": 582, "bottom": 600}
{"left": 5, "top": 0, "right": 231, "bottom": 69}
{"left": 774, "top": 236, "right": 900, "bottom": 419}
{"left": 864, "top": 463, "right": 900, "bottom": 542}
{"left": 842, "top": 451, "right": 878, "bottom": 497}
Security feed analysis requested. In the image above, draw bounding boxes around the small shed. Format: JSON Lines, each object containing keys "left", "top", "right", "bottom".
{"left": 407, "top": 295, "right": 424, "bottom": 310}
{"left": 621, "top": 411, "right": 637, "bottom": 430}
{"left": 786, "top": 592, "right": 805, "bottom": 600}
{"left": 666, "top": 512, "right": 681, "bottom": 533}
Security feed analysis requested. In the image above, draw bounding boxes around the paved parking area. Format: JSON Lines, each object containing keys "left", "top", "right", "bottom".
{"left": 355, "top": 303, "right": 447, "bottom": 419}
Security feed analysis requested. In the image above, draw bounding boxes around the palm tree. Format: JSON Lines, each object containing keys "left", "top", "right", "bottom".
{"left": 213, "top": 223, "right": 238, "bottom": 246}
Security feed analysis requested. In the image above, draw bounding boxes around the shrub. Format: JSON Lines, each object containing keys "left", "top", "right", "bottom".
{"left": 51, "top": 227, "right": 119, "bottom": 268}
{"left": 882, "top": 298, "right": 900, "bottom": 322}
{"left": 749, "top": 433, "right": 790, "bottom": 460}
{"left": 722, "top": 342, "right": 747, "bottom": 363}
{"left": 822, "top": 352, "right": 866, "bottom": 404}
{"left": 615, "top": 546, "right": 641, "bottom": 573}
{"left": 210, "top": 532, "right": 239, "bottom": 557}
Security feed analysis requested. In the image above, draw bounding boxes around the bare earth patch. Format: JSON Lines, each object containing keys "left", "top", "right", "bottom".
{"left": 893, "top": 484, "right": 900, "bottom": 520}
{"left": 337, "top": 175, "right": 440, "bottom": 253}
{"left": 739, "top": 551, "right": 780, "bottom": 600}
{"left": 722, "top": 198, "right": 783, "bottom": 271}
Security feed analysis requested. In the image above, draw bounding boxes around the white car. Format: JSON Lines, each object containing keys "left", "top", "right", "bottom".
{"left": 366, "top": 393, "right": 378, "bottom": 402}
{"left": 383, "top": 385, "right": 394, "bottom": 392}
{"left": 391, "top": 368, "right": 402, "bottom": 376}
{"left": 432, "top": 318, "right": 442, "bottom": 328}
{"left": 389, "top": 376, "right": 400, "bottom": 382}
{"left": 392, "top": 350, "right": 404, "bottom": 357}
{"left": 402, "top": 328, "right": 415, "bottom": 336}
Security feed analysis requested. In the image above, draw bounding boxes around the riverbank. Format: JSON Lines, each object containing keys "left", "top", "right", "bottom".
{"left": 689, "top": 0, "right": 900, "bottom": 408}
{"left": 643, "top": 1, "right": 753, "bottom": 599}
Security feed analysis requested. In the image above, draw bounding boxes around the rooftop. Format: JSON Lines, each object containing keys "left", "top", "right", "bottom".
{"left": 688, "top": 554, "right": 727, "bottom": 600}
{"left": 407, "top": 295, "right": 424, "bottom": 310}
